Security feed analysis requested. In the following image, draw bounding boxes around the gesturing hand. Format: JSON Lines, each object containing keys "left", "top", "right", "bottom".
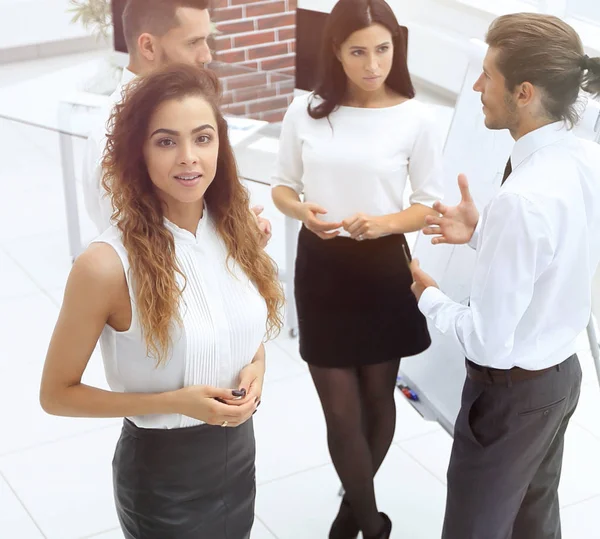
{"left": 300, "top": 203, "right": 342, "bottom": 240}
{"left": 422, "top": 174, "right": 479, "bottom": 245}
{"left": 342, "top": 213, "right": 387, "bottom": 241}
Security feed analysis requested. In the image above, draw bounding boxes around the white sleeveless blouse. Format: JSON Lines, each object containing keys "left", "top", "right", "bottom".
{"left": 93, "top": 209, "right": 268, "bottom": 429}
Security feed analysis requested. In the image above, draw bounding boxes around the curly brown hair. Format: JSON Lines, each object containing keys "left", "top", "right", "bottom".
{"left": 101, "top": 64, "right": 284, "bottom": 364}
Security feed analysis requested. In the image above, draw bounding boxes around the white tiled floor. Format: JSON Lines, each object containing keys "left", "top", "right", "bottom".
{"left": 1, "top": 53, "right": 600, "bottom": 539}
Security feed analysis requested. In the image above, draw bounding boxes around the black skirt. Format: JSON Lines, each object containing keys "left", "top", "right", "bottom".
{"left": 294, "top": 226, "right": 431, "bottom": 367}
{"left": 112, "top": 418, "right": 256, "bottom": 539}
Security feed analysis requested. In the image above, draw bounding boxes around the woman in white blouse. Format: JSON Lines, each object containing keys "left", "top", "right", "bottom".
{"left": 40, "top": 65, "right": 284, "bottom": 539}
{"left": 272, "top": 1, "right": 443, "bottom": 537}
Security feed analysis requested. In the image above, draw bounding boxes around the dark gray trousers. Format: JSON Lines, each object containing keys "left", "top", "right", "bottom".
{"left": 442, "top": 354, "right": 581, "bottom": 539}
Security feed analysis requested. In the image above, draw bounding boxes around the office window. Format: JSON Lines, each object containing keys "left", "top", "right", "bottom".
{"left": 567, "top": 0, "right": 600, "bottom": 22}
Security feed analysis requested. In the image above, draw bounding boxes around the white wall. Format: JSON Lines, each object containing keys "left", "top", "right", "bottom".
{"left": 298, "top": 0, "right": 600, "bottom": 99}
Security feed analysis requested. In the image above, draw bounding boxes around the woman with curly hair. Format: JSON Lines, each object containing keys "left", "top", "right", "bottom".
{"left": 40, "top": 64, "right": 284, "bottom": 539}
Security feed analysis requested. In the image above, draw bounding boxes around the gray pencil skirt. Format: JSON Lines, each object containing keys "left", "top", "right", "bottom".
{"left": 112, "top": 418, "right": 256, "bottom": 539}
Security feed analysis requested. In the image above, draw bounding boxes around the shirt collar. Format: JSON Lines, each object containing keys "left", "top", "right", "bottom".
{"left": 163, "top": 206, "right": 210, "bottom": 245}
{"left": 511, "top": 121, "right": 570, "bottom": 170}
{"left": 110, "top": 68, "right": 138, "bottom": 101}
{"left": 121, "top": 67, "right": 137, "bottom": 87}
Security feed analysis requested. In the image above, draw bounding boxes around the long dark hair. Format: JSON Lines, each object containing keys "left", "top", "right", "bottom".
{"left": 101, "top": 64, "right": 284, "bottom": 364}
{"left": 309, "top": 0, "right": 415, "bottom": 120}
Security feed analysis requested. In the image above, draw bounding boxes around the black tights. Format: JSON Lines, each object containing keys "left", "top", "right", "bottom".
{"left": 309, "top": 359, "right": 400, "bottom": 536}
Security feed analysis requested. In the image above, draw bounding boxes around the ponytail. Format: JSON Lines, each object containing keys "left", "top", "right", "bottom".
{"left": 581, "top": 54, "right": 600, "bottom": 97}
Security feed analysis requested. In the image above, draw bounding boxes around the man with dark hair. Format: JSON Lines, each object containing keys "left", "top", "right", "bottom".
{"left": 83, "top": 0, "right": 271, "bottom": 243}
{"left": 122, "top": 0, "right": 212, "bottom": 76}
{"left": 410, "top": 13, "right": 600, "bottom": 539}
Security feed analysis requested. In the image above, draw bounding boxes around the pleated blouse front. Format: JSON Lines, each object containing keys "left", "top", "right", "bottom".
{"left": 94, "top": 208, "right": 268, "bottom": 429}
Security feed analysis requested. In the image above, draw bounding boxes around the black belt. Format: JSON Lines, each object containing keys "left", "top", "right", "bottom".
{"left": 466, "top": 360, "right": 559, "bottom": 385}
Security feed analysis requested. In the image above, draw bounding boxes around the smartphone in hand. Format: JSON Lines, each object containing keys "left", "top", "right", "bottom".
{"left": 215, "top": 388, "right": 246, "bottom": 404}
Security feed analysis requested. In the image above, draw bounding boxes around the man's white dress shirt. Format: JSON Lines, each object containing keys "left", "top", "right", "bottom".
{"left": 82, "top": 68, "right": 137, "bottom": 235}
{"left": 419, "top": 122, "right": 600, "bottom": 370}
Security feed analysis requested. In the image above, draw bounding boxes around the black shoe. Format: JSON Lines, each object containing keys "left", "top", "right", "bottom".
{"left": 328, "top": 498, "right": 360, "bottom": 539}
{"left": 364, "top": 512, "right": 392, "bottom": 539}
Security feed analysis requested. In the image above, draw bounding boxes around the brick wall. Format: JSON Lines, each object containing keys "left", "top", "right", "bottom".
{"left": 211, "top": 0, "right": 297, "bottom": 122}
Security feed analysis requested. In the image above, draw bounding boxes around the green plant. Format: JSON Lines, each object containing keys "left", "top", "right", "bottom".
{"left": 68, "top": 0, "right": 112, "bottom": 39}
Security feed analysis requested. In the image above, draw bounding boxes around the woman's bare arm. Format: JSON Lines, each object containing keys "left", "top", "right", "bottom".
{"left": 39, "top": 243, "right": 179, "bottom": 417}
